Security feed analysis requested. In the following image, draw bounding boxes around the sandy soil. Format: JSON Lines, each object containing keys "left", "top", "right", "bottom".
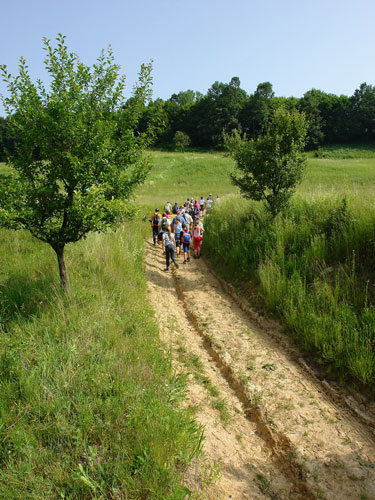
{"left": 145, "top": 240, "right": 375, "bottom": 500}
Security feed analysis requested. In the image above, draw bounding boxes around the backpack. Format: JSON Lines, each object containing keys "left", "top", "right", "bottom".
{"left": 153, "top": 213, "right": 159, "bottom": 225}
{"left": 161, "top": 217, "right": 168, "bottom": 230}
{"left": 183, "top": 231, "right": 191, "bottom": 244}
{"left": 172, "top": 204, "right": 178, "bottom": 214}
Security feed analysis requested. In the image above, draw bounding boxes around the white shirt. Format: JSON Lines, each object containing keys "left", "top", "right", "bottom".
{"left": 184, "top": 213, "right": 192, "bottom": 225}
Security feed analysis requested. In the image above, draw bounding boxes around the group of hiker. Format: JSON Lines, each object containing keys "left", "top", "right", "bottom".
{"left": 150, "top": 194, "right": 220, "bottom": 271}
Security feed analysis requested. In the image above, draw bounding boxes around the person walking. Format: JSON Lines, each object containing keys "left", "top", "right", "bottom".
{"left": 199, "top": 196, "right": 205, "bottom": 215}
{"left": 194, "top": 203, "right": 201, "bottom": 221}
{"left": 159, "top": 213, "right": 170, "bottom": 253}
{"left": 162, "top": 227, "right": 179, "bottom": 271}
{"left": 150, "top": 208, "right": 161, "bottom": 245}
{"left": 206, "top": 194, "right": 213, "bottom": 211}
{"left": 174, "top": 216, "right": 182, "bottom": 256}
{"left": 181, "top": 224, "right": 192, "bottom": 264}
{"left": 193, "top": 218, "right": 204, "bottom": 258}
{"left": 184, "top": 210, "right": 193, "bottom": 233}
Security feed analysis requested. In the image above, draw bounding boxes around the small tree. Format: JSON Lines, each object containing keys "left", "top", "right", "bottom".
{"left": 173, "top": 130, "right": 190, "bottom": 152}
{"left": 0, "top": 35, "right": 153, "bottom": 290}
{"left": 225, "top": 108, "right": 308, "bottom": 217}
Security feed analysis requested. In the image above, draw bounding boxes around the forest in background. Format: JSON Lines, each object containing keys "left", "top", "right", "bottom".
{"left": 137, "top": 79, "right": 375, "bottom": 150}
{"left": 2, "top": 78, "right": 375, "bottom": 158}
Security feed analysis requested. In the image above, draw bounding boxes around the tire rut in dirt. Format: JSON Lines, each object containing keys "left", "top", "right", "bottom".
{"left": 207, "top": 262, "right": 375, "bottom": 438}
{"left": 172, "top": 271, "right": 317, "bottom": 500}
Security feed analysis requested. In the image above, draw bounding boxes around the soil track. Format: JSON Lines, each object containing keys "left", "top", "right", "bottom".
{"left": 145, "top": 241, "right": 375, "bottom": 500}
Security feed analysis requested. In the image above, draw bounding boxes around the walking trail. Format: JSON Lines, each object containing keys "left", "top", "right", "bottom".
{"left": 145, "top": 241, "right": 375, "bottom": 500}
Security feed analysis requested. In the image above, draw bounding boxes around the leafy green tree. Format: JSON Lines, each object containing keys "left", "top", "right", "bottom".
{"left": 0, "top": 116, "right": 16, "bottom": 161}
{"left": 254, "top": 81, "right": 274, "bottom": 99}
{"left": 298, "top": 89, "right": 327, "bottom": 148}
{"left": 225, "top": 108, "right": 308, "bottom": 217}
{"left": 136, "top": 98, "right": 169, "bottom": 143}
{"left": 350, "top": 83, "right": 375, "bottom": 140}
{"left": 170, "top": 89, "right": 200, "bottom": 107}
{"left": 194, "top": 77, "right": 247, "bottom": 147}
{"left": 0, "top": 35, "right": 153, "bottom": 290}
{"left": 240, "top": 82, "right": 275, "bottom": 139}
{"left": 173, "top": 130, "right": 190, "bottom": 151}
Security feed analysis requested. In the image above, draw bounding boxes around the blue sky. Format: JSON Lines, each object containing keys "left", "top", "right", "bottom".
{"left": 1, "top": 0, "right": 374, "bottom": 115}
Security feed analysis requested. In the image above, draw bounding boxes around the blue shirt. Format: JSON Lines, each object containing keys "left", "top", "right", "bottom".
{"left": 173, "top": 216, "right": 185, "bottom": 226}
{"left": 163, "top": 231, "right": 174, "bottom": 247}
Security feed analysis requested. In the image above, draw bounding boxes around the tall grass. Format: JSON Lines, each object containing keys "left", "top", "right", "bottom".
{"left": 0, "top": 223, "right": 203, "bottom": 499}
{"left": 204, "top": 195, "right": 375, "bottom": 386}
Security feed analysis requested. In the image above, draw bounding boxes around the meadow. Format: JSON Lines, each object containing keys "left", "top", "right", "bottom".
{"left": 140, "top": 146, "right": 375, "bottom": 387}
{"left": 0, "top": 223, "right": 203, "bottom": 499}
{"left": 137, "top": 147, "right": 375, "bottom": 207}
{"left": 1, "top": 143, "right": 375, "bottom": 497}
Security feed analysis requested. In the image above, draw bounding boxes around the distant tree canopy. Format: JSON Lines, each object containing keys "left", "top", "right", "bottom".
{"left": 119, "top": 78, "right": 375, "bottom": 150}
{"left": 2, "top": 74, "right": 375, "bottom": 153}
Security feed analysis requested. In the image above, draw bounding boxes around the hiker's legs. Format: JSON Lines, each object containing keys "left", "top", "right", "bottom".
{"left": 193, "top": 237, "right": 198, "bottom": 257}
{"left": 152, "top": 226, "right": 158, "bottom": 245}
{"left": 169, "top": 245, "right": 176, "bottom": 265}
{"left": 197, "top": 237, "right": 202, "bottom": 257}
{"left": 165, "top": 246, "right": 171, "bottom": 268}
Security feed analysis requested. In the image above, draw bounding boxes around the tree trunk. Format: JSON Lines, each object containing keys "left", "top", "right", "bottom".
{"left": 53, "top": 245, "right": 68, "bottom": 291}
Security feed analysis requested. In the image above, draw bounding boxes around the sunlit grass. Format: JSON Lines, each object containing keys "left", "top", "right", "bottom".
{"left": 0, "top": 224, "right": 203, "bottom": 499}
{"left": 203, "top": 194, "right": 375, "bottom": 386}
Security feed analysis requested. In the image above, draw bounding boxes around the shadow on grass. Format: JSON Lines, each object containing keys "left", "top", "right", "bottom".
{"left": 0, "top": 270, "right": 56, "bottom": 324}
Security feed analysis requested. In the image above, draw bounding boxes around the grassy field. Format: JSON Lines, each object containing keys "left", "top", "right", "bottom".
{"left": 137, "top": 145, "right": 375, "bottom": 387}
{"left": 0, "top": 223, "right": 203, "bottom": 499}
{"left": 136, "top": 148, "right": 375, "bottom": 208}
{"left": 177, "top": 144, "right": 375, "bottom": 388}
{"left": 136, "top": 151, "right": 237, "bottom": 206}
{"left": 4, "top": 146, "right": 375, "bottom": 206}
{"left": 1, "top": 143, "right": 375, "bottom": 497}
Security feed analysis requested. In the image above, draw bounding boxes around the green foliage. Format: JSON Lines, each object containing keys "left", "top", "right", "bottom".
{"left": 0, "top": 34, "right": 153, "bottom": 288}
{"left": 351, "top": 83, "right": 375, "bottom": 140}
{"left": 324, "top": 197, "right": 352, "bottom": 240}
{"left": 225, "top": 108, "right": 308, "bottom": 217}
{"left": 190, "top": 77, "right": 247, "bottom": 148}
{"left": 0, "top": 222, "right": 203, "bottom": 498}
{"left": 173, "top": 130, "right": 190, "bottom": 152}
{"left": 203, "top": 195, "right": 375, "bottom": 385}
{"left": 310, "top": 143, "right": 375, "bottom": 159}
{"left": 0, "top": 116, "right": 15, "bottom": 161}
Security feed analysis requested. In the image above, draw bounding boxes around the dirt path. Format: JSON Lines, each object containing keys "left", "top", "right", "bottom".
{"left": 145, "top": 241, "right": 375, "bottom": 500}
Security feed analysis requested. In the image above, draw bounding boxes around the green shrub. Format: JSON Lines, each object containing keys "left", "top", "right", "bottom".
{"left": 204, "top": 196, "right": 375, "bottom": 385}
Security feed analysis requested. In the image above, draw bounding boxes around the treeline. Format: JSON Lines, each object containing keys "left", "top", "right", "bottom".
{"left": 1, "top": 78, "right": 375, "bottom": 158}
{"left": 136, "top": 78, "right": 375, "bottom": 150}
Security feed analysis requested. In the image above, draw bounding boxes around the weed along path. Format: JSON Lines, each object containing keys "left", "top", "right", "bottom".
{"left": 145, "top": 242, "right": 375, "bottom": 500}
